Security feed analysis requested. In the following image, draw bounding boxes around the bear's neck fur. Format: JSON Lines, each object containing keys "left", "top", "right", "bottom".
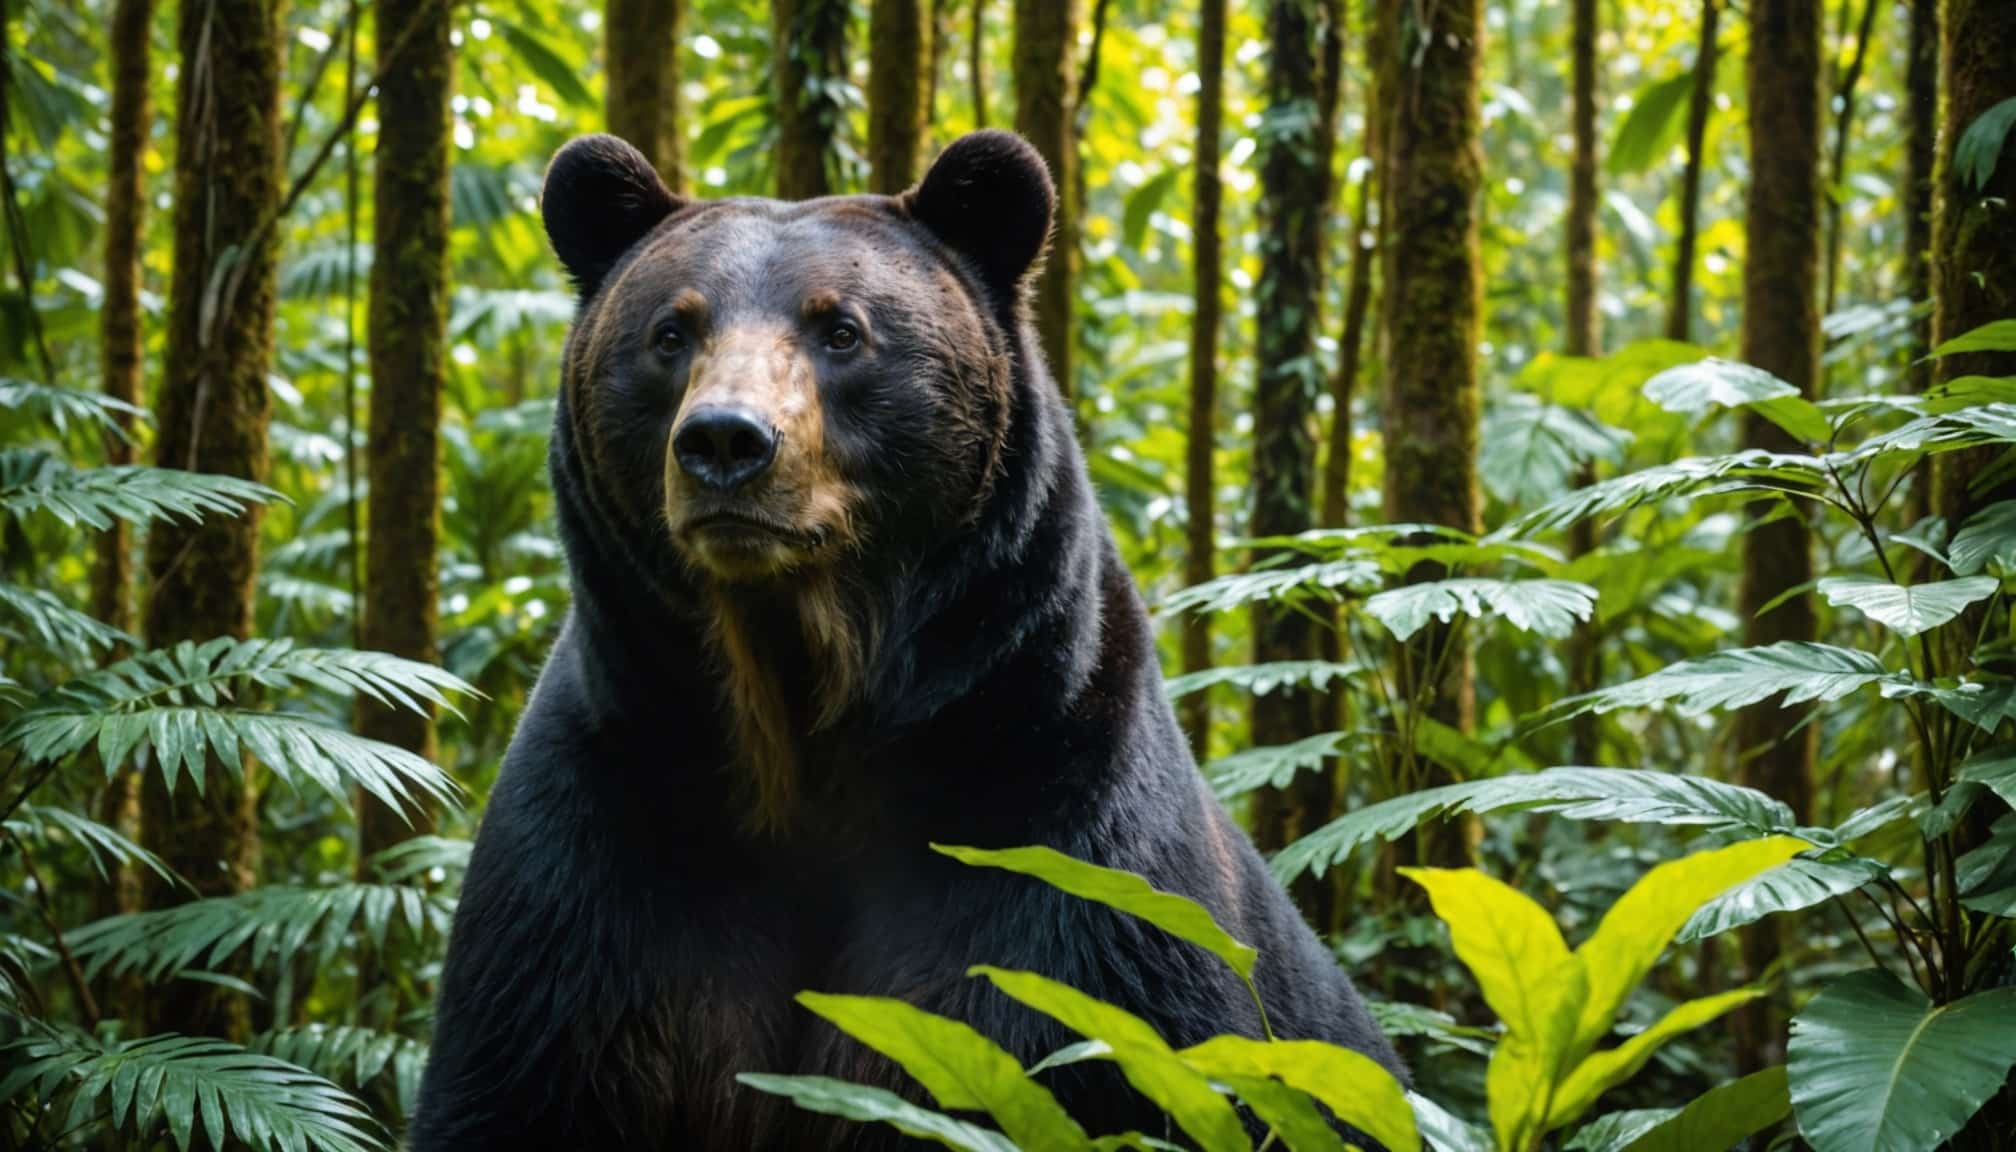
{"left": 548, "top": 319, "right": 1109, "bottom": 837}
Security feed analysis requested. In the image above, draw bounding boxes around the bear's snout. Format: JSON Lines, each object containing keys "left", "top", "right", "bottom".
{"left": 672, "top": 406, "right": 779, "bottom": 493}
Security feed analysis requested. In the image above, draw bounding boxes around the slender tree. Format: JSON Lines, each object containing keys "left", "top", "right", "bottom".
{"left": 1821, "top": 0, "right": 1881, "bottom": 315}
{"left": 1731, "top": 0, "right": 1824, "bottom": 1073}
{"left": 1180, "top": 0, "right": 1228, "bottom": 761}
{"left": 926, "top": 0, "right": 954, "bottom": 147}
{"left": 1377, "top": 0, "right": 1483, "bottom": 872}
{"left": 868, "top": 0, "right": 930, "bottom": 192}
{"left": 1562, "top": 0, "right": 1602, "bottom": 763}
{"left": 970, "top": 0, "right": 989, "bottom": 128}
{"left": 1666, "top": 0, "right": 1720, "bottom": 342}
{"left": 1902, "top": 0, "right": 1936, "bottom": 395}
{"left": 1322, "top": 0, "right": 1383, "bottom": 535}
{"left": 140, "top": 0, "right": 284, "bottom": 1042}
{"left": 359, "top": 0, "right": 454, "bottom": 860}
{"left": 774, "top": 0, "right": 849, "bottom": 198}
{"left": 1013, "top": 0, "right": 1080, "bottom": 395}
{"left": 605, "top": 0, "right": 688, "bottom": 191}
{"left": 1249, "top": 0, "right": 1335, "bottom": 925}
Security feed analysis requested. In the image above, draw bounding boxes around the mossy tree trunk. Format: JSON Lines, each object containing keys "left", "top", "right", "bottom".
{"left": 868, "top": 0, "right": 930, "bottom": 193}
{"left": 140, "top": 0, "right": 283, "bottom": 1043}
{"left": 970, "top": 0, "right": 988, "bottom": 128}
{"left": 1731, "top": 0, "right": 1823, "bottom": 1073}
{"left": 1563, "top": 0, "right": 1602, "bottom": 764}
{"left": 925, "top": 0, "right": 954, "bottom": 150}
{"left": 1012, "top": 0, "right": 1079, "bottom": 397}
{"left": 1180, "top": 0, "right": 1227, "bottom": 762}
{"left": 1821, "top": 0, "right": 1880, "bottom": 316}
{"left": 1249, "top": 0, "right": 1336, "bottom": 927}
{"left": 1902, "top": 0, "right": 1936, "bottom": 530}
{"left": 1665, "top": 0, "right": 1719, "bottom": 342}
{"left": 90, "top": 0, "right": 153, "bottom": 1024}
{"left": 605, "top": 0, "right": 687, "bottom": 192}
{"left": 1377, "top": 0, "right": 1483, "bottom": 873}
{"left": 774, "top": 0, "right": 849, "bottom": 199}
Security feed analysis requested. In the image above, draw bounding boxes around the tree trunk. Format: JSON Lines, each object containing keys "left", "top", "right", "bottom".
{"left": 1822, "top": 0, "right": 1881, "bottom": 316}
{"left": 1666, "top": 0, "right": 1719, "bottom": 342}
{"left": 1180, "top": 0, "right": 1227, "bottom": 763}
{"left": 1377, "top": 0, "right": 1484, "bottom": 874}
{"left": 1732, "top": 0, "right": 1823, "bottom": 1073}
{"left": 926, "top": 0, "right": 954, "bottom": 149}
{"left": 1563, "top": 0, "right": 1602, "bottom": 765}
{"left": 970, "top": 0, "right": 988, "bottom": 128}
{"left": 89, "top": 0, "right": 154, "bottom": 1024}
{"left": 605, "top": 0, "right": 687, "bottom": 192}
{"left": 1901, "top": 0, "right": 1937, "bottom": 535}
{"left": 868, "top": 0, "right": 930, "bottom": 193}
{"left": 774, "top": 0, "right": 848, "bottom": 199}
{"left": 358, "top": 0, "right": 452, "bottom": 860}
{"left": 140, "top": 0, "right": 284, "bottom": 1043}
{"left": 1013, "top": 0, "right": 1079, "bottom": 396}
{"left": 1249, "top": 0, "right": 1335, "bottom": 928}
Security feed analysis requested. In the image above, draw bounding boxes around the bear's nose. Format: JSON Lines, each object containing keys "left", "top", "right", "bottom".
{"left": 673, "top": 406, "right": 779, "bottom": 492}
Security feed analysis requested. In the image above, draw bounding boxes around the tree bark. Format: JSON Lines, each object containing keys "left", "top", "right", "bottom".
{"left": 1732, "top": 0, "right": 1824, "bottom": 1073}
{"left": 926, "top": 0, "right": 954, "bottom": 149}
{"left": 1180, "top": 0, "right": 1227, "bottom": 762}
{"left": 1822, "top": 0, "right": 1881, "bottom": 316}
{"left": 1563, "top": 0, "right": 1602, "bottom": 764}
{"left": 1902, "top": 0, "right": 1936, "bottom": 398}
{"left": 774, "top": 0, "right": 848, "bottom": 199}
{"left": 1249, "top": 0, "right": 1335, "bottom": 928}
{"left": 1666, "top": 0, "right": 1719, "bottom": 342}
{"left": 869, "top": 0, "right": 930, "bottom": 193}
{"left": 605, "top": 0, "right": 687, "bottom": 192}
{"left": 140, "top": 0, "right": 284, "bottom": 1043}
{"left": 970, "top": 0, "right": 988, "bottom": 128}
{"left": 1013, "top": 0, "right": 1080, "bottom": 396}
{"left": 1377, "top": 0, "right": 1483, "bottom": 873}
{"left": 358, "top": 0, "right": 452, "bottom": 860}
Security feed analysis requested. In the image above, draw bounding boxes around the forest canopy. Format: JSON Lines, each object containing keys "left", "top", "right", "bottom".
{"left": 2, "top": 0, "right": 2016, "bottom": 1149}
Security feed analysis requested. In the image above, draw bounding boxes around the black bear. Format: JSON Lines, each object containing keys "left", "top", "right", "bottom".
{"left": 409, "top": 130, "right": 1403, "bottom": 1150}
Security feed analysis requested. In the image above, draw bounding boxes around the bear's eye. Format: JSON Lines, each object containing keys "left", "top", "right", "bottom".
{"left": 825, "top": 322, "right": 861, "bottom": 353}
{"left": 653, "top": 323, "right": 686, "bottom": 357}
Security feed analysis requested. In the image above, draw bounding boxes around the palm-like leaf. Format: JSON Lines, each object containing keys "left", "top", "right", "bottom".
{"left": 5, "top": 804, "right": 180, "bottom": 886}
{"left": 1530, "top": 641, "right": 1903, "bottom": 728}
{"left": 0, "top": 450, "right": 278, "bottom": 530}
{"left": 0, "top": 1028, "right": 385, "bottom": 1152}
{"left": 0, "top": 378, "right": 149, "bottom": 438}
{"left": 251, "top": 1026, "right": 429, "bottom": 1117}
{"left": 0, "top": 581, "right": 132, "bottom": 657}
{"left": 1163, "top": 660, "right": 1364, "bottom": 700}
{"left": 1500, "top": 449, "right": 1828, "bottom": 538}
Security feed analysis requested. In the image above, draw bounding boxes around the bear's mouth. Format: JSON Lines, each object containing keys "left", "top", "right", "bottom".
{"left": 675, "top": 507, "right": 829, "bottom": 577}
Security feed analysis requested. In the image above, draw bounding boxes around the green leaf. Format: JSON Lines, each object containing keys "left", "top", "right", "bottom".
{"left": 1642, "top": 358, "right": 1830, "bottom": 442}
{"left": 0, "top": 1030, "right": 384, "bottom": 1152}
{"left": 1958, "top": 745, "right": 2016, "bottom": 807}
{"left": 1203, "top": 731, "right": 1354, "bottom": 800}
{"left": 1537, "top": 641, "right": 1901, "bottom": 726}
{"left": 1818, "top": 576, "right": 1999, "bottom": 637}
{"left": 1162, "top": 559, "right": 1381, "bottom": 616}
{"left": 5, "top": 804, "right": 181, "bottom": 887}
{"left": 1411, "top": 1092, "right": 1495, "bottom": 1152}
{"left": 935, "top": 846, "right": 1256, "bottom": 983}
{"left": 0, "top": 452, "right": 280, "bottom": 531}
{"left": 1479, "top": 394, "right": 1631, "bottom": 507}
{"left": 1607, "top": 72, "right": 1695, "bottom": 174}
{"left": 1501, "top": 450, "right": 1828, "bottom": 538}
{"left": 1163, "top": 660, "right": 1362, "bottom": 700}
{"left": 489, "top": 18, "right": 595, "bottom": 108}
{"left": 1273, "top": 767, "right": 1806, "bottom": 885}
{"left": 1211, "top": 1074, "right": 1343, "bottom": 1151}
{"left": 1177, "top": 1036, "right": 1419, "bottom": 1152}
{"left": 1364, "top": 578, "right": 1597, "bottom": 642}
{"left": 1950, "top": 500, "right": 2016, "bottom": 575}
{"left": 966, "top": 967, "right": 1247, "bottom": 1152}
{"left": 1121, "top": 169, "right": 1179, "bottom": 249}
{"left": 794, "top": 992, "right": 1088, "bottom": 1149}
{"left": 734, "top": 1074, "right": 1019, "bottom": 1152}
{"left": 1548, "top": 988, "right": 1765, "bottom": 1127}
{"left": 251, "top": 1026, "right": 430, "bottom": 1119}
{"left": 1570, "top": 837, "right": 1806, "bottom": 1052}
{"left": 1788, "top": 970, "right": 2016, "bottom": 1152}
{"left": 1565, "top": 1109, "right": 1674, "bottom": 1152}
{"left": 0, "top": 378, "right": 149, "bottom": 438}
{"left": 1955, "top": 97, "right": 2016, "bottom": 190}
{"left": 1619, "top": 1067, "right": 1791, "bottom": 1152}
{"left": 1955, "top": 814, "right": 2016, "bottom": 916}
{"left": 1399, "top": 868, "right": 1573, "bottom": 1040}
{"left": 1677, "top": 855, "right": 1887, "bottom": 943}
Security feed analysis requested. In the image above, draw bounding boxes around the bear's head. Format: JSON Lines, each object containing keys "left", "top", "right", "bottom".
{"left": 541, "top": 130, "right": 1055, "bottom": 588}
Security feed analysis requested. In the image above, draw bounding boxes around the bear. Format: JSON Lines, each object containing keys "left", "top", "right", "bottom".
{"left": 408, "top": 130, "right": 1404, "bottom": 1151}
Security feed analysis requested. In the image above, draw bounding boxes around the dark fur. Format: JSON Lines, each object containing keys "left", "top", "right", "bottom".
{"left": 410, "top": 131, "right": 1403, "bottom": 1151}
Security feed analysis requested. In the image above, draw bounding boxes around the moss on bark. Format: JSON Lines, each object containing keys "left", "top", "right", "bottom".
{"left": 604, "top": 0, "right": 687, "bottom": 192}
{"left": 1180, "top": 0, "right": 1227, "bottom": 762}
{"left": 868, "top": 0, "right": 930, "bottom": 193}
{"left": 1013, "top": 0, "right": 1080, "bottom": 397}
{"left": 774, "top": 0, "right": 849, "bottom": 199}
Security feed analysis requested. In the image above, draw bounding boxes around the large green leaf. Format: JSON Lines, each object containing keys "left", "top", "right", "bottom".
{"left": 1607, "top": 72, "right": 1695, "bottom": 174}
{"left": 1949, "top": 499, "right": 2016, "bottom": 575}
{"left": 935, "top": 846, "right": 1257, "bottom": 982}
{"left": 1570, "top": 837, "right": 1806, "bottom": 1052}
{"left": 1932, "top": 320, "right": 2016, "bottom": 358}
{"left": 967, "top": 967, "right": 1248, "bottom": 1152}
{"left": 4, "top": 804, "right": 180, "bottom": 887}
{"left": 1955, "top": 99, "right": 2016, "bottom": 190}
{"left": 794, "top": 992, "right": 1088, "bottom": 1150}
{"left": 1479, "top": 394, "right": 1631, "bottom": 507}
{"left": 251, "top": 1026, "right": 429, "bottom": 1119}
{"left": 1958, "top": 745, "right": 2016, "bottom": 807}
{"left": 1399, "top": 867, "right": 1573, "bottom": 1040}
{"left": 1273, "top": 768, "right": 1806, "bottom": 885}
{"left": 1178, "top": 1036, "right": 1418, "bottom": 1152}
{"left": 0, "top": 378, "right": 149, "bottom": 438}
{"left": 1548, "top": 988, "right": 1765, "bottom": 1127}
{"left": 1163, "top": 661, "right": 1363, "bottom": 700}
{"left": 1564, "top": 1108, "right": 1674, "bottom": 1152}
{"left": 1364, "top": 578, "right": 1597, "bottom": 642}
{"left": 1676, "top": 855, "right": 1887, "bottom": 942}
{"left": 1955, "top": 814, "right": 2016, "bottom": 916}
{"left": 1162, "top": 559, "right": 1380, "bottom": 616}
{"left": 1536, "top": 641, "right": 1901, "bottom": 726}
{"left": 488, "top": 17, "right": 595, "bottom": 108}
{"left": 1203, "top": 731, "right": 1354, "bottom": 800}
{"left": 1501, "top": 450, "right": 1828, "bottom": 538}
{"left": 1410, "top": 1092, "right": 1494, "bottom": 1152}
{"left": 1619, "top": 1067, "right": 1791, "bottom": 1152}
{"left": 1642, "top": 358, "right": 1830, "bottom": 442}
{"left": 1817, "top": 576, "right": 1999, "bottom": 638}
{"left": 0, "top": 452, "right": 279, "bottom": 531}
{"left": 0, "top": 1030, "right": 384, "bottom": 1152}
{"left": 734, "top": 1075, "right": 1018, "bottom": 1152}
{"left": 1788, "top": 970, "right": 2016, "bottom": 1152}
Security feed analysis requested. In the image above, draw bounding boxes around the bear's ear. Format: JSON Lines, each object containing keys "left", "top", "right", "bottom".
{"left": 902, "top": 130, "right": 1055, "bottom": 304}
{"left": 541, "top": 135, "right": 683, "bottom": 298}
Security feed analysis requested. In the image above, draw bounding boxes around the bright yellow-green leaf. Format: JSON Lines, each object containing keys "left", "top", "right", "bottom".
{"left": 795, "top": 992, "right": 1091, "bottom": 1151}
{"left": 966, "top": 967, "right": 1248, "bottom": 1152}
{"left": 1399, "top": 867, "right": 1573, "bottom": 1038}
{"left": 934, "top": 845, "right": 1258, "bottom": 981}
{"left": 1178, "top": 1035, "right": 1418, "bottom": 1152}
{"left": 1570, "top": 836, "right": 1805, "bottom": 1052}
{"left": 1548, "top": 987, "right": 1766, "bottom": 1130}
{"left": 1212, "top": 1074, "right": 1346, "bottom": 1152}
{"left": 1485, "top": 963, "right": 1588, "bottom": 1152}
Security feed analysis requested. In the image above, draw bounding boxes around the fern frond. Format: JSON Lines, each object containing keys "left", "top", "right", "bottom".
{"left": 4, "top": 804, "right": 180, "bottom": 887}
{"left": 0, "top": 582, "right": 132, "bottom": 658}
{"left": 0, "top": 449, "right": 279, "bottom": 530}
{"left": 251, "top": 1025, "right": 429, "bottom": 1116}
{"left": 0, "top": 1026, "right": 386, "bottom": 1152}
{"left": 367, "top": 834, "right": 472, "bottom": 885}
{"left": 67, "top": 883, "right": 453, "bottom": 984}
{"left": 0, "top": 378, "right": 149, "bottom": 438}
